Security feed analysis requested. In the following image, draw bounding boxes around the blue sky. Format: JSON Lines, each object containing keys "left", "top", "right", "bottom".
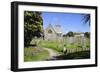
{"left": 42, "top": 12, "right": 90, "bottom": 33}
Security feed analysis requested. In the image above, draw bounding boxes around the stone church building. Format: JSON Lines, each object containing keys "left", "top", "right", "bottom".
{"left": 44, "top": 24, "right": 63, "bottom": 40}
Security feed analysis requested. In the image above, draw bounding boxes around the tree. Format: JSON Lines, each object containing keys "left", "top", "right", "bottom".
{"left": 66, "top": 31, "right": 74, "bottom": 37}
{"left": 82, "top": 14, "right": 90, "bottom": 26}
{"left": 24, "top": 11, "right": 43, "bottom": 46}
{"left": 84, "top": 32, "right": 90, "bottom": 38}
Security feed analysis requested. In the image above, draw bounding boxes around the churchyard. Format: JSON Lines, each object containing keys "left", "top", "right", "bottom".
{"left": 24, "top": 11, "right": 90, "bottom": 62}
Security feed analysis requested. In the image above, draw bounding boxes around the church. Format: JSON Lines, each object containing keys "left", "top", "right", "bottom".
{"left": 44, "top": 24, "right": 63, "bottom": 40}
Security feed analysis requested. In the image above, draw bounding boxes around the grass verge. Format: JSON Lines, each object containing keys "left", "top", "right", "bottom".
{"left": 24, "top": 47, "right": 49, "bottom": 62}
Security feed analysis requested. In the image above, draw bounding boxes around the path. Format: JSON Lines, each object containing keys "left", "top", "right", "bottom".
{"left": 42, "top": 48, "right": 90, "bottom": 60}
{"left": 43, "top": 48, "right": 60, "bottom": 60}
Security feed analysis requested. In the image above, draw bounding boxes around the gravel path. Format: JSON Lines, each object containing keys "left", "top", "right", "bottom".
{"left": 43, "top": 48, "right": 60, "bottom": 60}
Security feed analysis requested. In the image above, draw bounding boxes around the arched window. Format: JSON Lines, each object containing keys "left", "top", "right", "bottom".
{"left": 48, "top": 29, "right": 52, "bottom": 34}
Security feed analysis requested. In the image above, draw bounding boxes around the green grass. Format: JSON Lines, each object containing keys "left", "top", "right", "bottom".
{"left": 38, "top": 40, "right": 90, "bottom": 53}
{"left": 24, "top": 38, "right": 90, "bottom": 62}
{"left": 66, "top": 50, "right": 90, "bottom": 59}
{"left": 39, "top": 40, "right": 64, "bottom": 53}
{"left": 24, "top": 47, "right": 49, "bottom": 62}
{"left": 55, "top": 51, "right": 90, "bottom": 60}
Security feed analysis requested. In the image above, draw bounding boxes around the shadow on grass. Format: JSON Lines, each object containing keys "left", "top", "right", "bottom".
{"left": 48, "top": 51, "right": 90, "bottom": 60}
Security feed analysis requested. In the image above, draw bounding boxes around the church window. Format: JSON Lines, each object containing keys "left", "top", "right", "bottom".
{"left": 48, "top": 29, "right": 52, "bottom": 34}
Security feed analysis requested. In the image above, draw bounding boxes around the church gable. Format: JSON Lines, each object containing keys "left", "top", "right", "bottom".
{"left": 45, "top": 24, "right": 56, "bottom": 34}
{"left": 54, "top": 25, "right": 63, "bottom": 34}
{"left": 44, "top": 24, "right": 63, "bottom": 40}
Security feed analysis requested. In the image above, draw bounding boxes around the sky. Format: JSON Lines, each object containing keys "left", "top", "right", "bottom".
{"left": 42, "top": 12, "right": 90, "bottom": 34}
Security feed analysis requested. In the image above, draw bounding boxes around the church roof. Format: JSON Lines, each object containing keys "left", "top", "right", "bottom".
{"left": 54, "top": 25, "right": 63, "bottom": 33}
{"left": 46, "top": 24, "right": 63, "bottom": 34}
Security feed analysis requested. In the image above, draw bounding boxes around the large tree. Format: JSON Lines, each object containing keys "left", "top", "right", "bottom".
{"left": 24, "top": 11, "right": 43, "bottom": 46}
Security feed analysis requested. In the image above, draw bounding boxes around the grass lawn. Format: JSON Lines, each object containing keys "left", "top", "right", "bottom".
{"left": 65, "top": 50, "right": 90, "bottom": 59}
{"left": 38, "top": 40, "right": 90, "bottom": 53}
{"left": 25, "top": 39, "right": 90, "bottom": 61}
{"left": 24, "top": 47, "right": 49, "bottom": 62}
{"left": 38, "top": 40, "right": 64, "bottom": 53}
{"left": 55, "top": 50, "right": 90, "bottom": 60}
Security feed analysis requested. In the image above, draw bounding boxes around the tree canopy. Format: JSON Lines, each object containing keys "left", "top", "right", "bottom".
{"left": 63, "top": 31, "right": 74, "bottom": 37}
{"left": 24, "top": 11, "right": 43, "bottom": 46}
{"left": 84, "top": 32, "right": 90, "bottom": 38}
